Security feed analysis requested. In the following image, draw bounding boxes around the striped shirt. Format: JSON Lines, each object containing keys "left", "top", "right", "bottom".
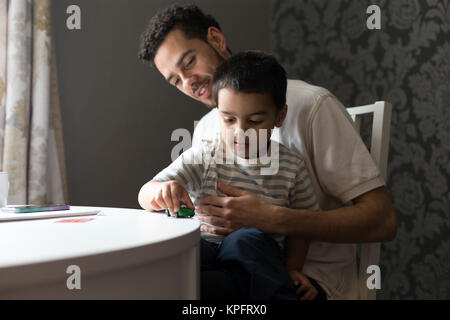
{"left": 153, "top": 138, "right": 320, "bottom": 246}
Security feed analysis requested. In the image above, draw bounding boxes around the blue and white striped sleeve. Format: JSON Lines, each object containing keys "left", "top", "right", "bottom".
{"left": 289, "top": 159, "right": 321, "bottom": 211}
{"left": 152, "top": 146, "right": 205, "bottom": 194}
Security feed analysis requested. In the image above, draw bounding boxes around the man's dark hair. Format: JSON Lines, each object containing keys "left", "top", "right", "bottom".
{"left": 212, "top": 51, "right": 287, "bottom": 110}
{"left": 138, "top": 4, "right": 225, "bottom": 68}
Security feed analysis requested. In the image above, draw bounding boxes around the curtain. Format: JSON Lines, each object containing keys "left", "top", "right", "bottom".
{"left": 0, "top": 0, "right": 68, "bottom": 205}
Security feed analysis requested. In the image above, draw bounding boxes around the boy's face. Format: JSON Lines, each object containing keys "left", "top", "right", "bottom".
{"left": 154, "top": 28, "right": 230, "bottom": 107}
{"left": 217, "top": 88, "right": 287, "bottom": 159}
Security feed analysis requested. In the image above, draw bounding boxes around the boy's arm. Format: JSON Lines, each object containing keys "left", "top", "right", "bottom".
{"left": 285, "top": 236, "right": 319, "bottom": 300}
{"left": 284, "top": 158, "right": 320, "bottom": 271}
{"left": 284, "top": 236, "right": 309, "bottom": 272}
{"left": 138, "top": 180, "right": 193, "bottom": 213}
{"left": 138, "top": 147, "right": 204, "bottom": 213}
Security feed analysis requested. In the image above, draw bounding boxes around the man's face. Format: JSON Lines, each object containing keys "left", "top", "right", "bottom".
{"left": 154, "top": 28, "right": 227, "bottom": 107}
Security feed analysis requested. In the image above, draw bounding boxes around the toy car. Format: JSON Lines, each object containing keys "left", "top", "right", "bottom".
{"left": 166, "top": 203, "right": 195, "bottom": 218}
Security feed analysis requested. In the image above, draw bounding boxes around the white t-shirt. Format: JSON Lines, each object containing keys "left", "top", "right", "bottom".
{"left": 192, "top": 80, "right": 385, "bottom": 299}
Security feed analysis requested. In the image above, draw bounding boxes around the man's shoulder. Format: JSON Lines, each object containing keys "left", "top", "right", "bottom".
{"left": 197, "top": 108, "right": 218, "bottom": 123}
{"left": 287, "top": 79, "right": 332, "bottom": 97}
{"left": 286, "top": 79, "right": 336, "bottom": 112}
{"left": 193, "top": 108, "right": 219, "bottom": 147}
{"left": 286, "top": 79, "right": 349, "bottom": 128}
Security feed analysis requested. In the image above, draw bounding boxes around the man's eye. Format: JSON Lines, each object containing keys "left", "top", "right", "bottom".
{"left": 186, "top": 57, "right": 195, "bottom": 68}
{"left": 174, "top": 78, "right": 180, "bottom": 86}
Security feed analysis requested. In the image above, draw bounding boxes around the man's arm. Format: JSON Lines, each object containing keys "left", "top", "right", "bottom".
{"left": 275, "top": 186, "right": 397, "bottom": 242}
{"left": 196, "top": 182, "right": 397, "bottom": 243}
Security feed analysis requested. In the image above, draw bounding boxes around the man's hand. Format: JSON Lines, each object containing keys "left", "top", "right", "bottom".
{"left": 146, "top": 180, "right": 194, "bottom": 215}
{"left": 288, "top": 270, "right": 318, "bottom": 301}
{"left": 196, "top": 183, "right": 396, "bottom": 243}
{"left": 195, "top": 182, "right": 275, "bottom": 235}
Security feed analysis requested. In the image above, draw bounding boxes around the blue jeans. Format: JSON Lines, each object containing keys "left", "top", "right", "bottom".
{"left": 200, "top": 228, "right": 298, "bottom": 300}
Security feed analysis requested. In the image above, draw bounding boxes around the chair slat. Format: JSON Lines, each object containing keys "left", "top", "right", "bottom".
{"left": 346, "top": 101, "right": 392, "bottom": 300}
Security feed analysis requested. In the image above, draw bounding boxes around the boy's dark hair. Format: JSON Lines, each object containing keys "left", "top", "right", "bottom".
{"left": 138, "top": 4, "right": 226, "bottom": 68}
{"left": 213, "top": 51, "right": 287, "bottom": 110}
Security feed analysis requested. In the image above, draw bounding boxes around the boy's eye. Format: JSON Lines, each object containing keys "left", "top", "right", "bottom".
{"left": 249, "top": 120, "right": 263, "bottom": 125}
{"left": 223, "top": 118, "right": 235, "bottom": 123}
{"left": 174, "top": 78, "right": 180, "bottom": 86}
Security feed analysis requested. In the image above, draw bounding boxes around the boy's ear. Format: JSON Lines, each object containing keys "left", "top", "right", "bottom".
{"left": 275, "top": 104, "right": 288, "bottom": 127}
{"left": 206, "top": 27, "right": 230, "bottom": 59}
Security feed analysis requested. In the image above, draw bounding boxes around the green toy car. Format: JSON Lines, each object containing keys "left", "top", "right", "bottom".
{"left": 166, "top": 203, "right": 195, "bottom": 218}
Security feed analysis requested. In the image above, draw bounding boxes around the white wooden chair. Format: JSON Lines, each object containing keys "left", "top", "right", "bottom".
{"left": 346, "top": 101, "right": 392, "bottom": 300}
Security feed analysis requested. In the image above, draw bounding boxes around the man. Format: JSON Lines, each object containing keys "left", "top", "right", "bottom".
{"left": 138, "top": 4, "right": 397, "bottom": 299}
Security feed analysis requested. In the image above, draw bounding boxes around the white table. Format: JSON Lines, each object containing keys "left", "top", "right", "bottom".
{"left": 0, "top": 206, "right": 200, "bottom": 299}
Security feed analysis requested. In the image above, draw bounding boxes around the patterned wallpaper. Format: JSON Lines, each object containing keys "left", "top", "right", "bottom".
{"left": 271, "top": 0, "right": 450, "bottom": 299}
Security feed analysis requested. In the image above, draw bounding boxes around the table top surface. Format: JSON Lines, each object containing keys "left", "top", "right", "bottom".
{"left": 0, "top": 206, "right": 200, "bottom": 269}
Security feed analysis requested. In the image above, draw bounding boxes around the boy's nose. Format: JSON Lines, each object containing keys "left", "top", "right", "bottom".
{"left": 234, "top": 121, "right": 250, "bottom": 133}
{"left": 233, "top": 127, "right": 254, "bottom": 143}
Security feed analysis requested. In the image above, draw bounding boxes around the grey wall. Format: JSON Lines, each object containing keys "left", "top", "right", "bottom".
{"left": 52, "top": 0, "right": 271, "bottom": 208}
{"left": 271, "top": 0, "right": 450, "bottom": 299}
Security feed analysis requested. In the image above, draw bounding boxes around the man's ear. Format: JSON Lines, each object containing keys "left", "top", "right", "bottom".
{"left": 206, "top": 26, "right": 230, "bottom": 59}
{"left": 275, "top": 104, "right": 288, "bottom": 127}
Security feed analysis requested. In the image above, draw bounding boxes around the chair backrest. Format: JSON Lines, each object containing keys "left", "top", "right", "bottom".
{"left": 346, "top": 101, "right": 392, "bottom": 300}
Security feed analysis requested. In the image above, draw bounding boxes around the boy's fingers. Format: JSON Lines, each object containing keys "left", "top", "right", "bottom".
{"left": 163, "top": 187, "right": 174, "bottom": 214}
{"left": 181, "top": 190, "right": 194, "bottom": 209}
{"left": 297, "top": 287, "right": 310, "bottom": 300}
{"left": 300, "top": 289, "right": 317, "bottom": 301}
{"left": 296, "top": 285, "right": 309, "bottom": 295}
{"left": 155, "top": 193, "right": 167, "bottom": 211}
{"left": 172, "top": 192, "right": 180, "bottom": 213}
{"left": 170, "top": 183, "right": 194, "bottom": 210}
{"left": 150, "top": 199, "right": 163, "bottom": 210}
{"left": 299, "top": 292, "right": 311, "bottom": 301}
{"left": 290, "top": 275, "right": 299, "bottom": 286}
{"left": 167, "top": 184, "right": 179, "bottom": 212}
{"left": 171, "top": 183, "right": 192, "bottom": 212}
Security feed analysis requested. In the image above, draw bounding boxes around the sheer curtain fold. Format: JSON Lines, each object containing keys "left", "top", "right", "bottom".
{"left": 0, "top": 0, "right": 68, "bottom": 205}
{"left": 0, "top": 0, "right": 7, "bottom": 168}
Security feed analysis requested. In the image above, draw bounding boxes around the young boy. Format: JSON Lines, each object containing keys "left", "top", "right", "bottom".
{"left": 138, "top": 51, "right": 326, "bottom": 300}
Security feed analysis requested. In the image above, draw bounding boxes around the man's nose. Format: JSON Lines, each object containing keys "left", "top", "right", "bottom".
{"left": 181, "top": 72, "right": 196, "bottom": 94}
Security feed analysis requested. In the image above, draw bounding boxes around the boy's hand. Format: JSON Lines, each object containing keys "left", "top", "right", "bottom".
{"left": 151, "top": 181, "right": 194, "bottom": 215}
{"left": 288, "top": 270, "right": 318, "bottom": 301}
